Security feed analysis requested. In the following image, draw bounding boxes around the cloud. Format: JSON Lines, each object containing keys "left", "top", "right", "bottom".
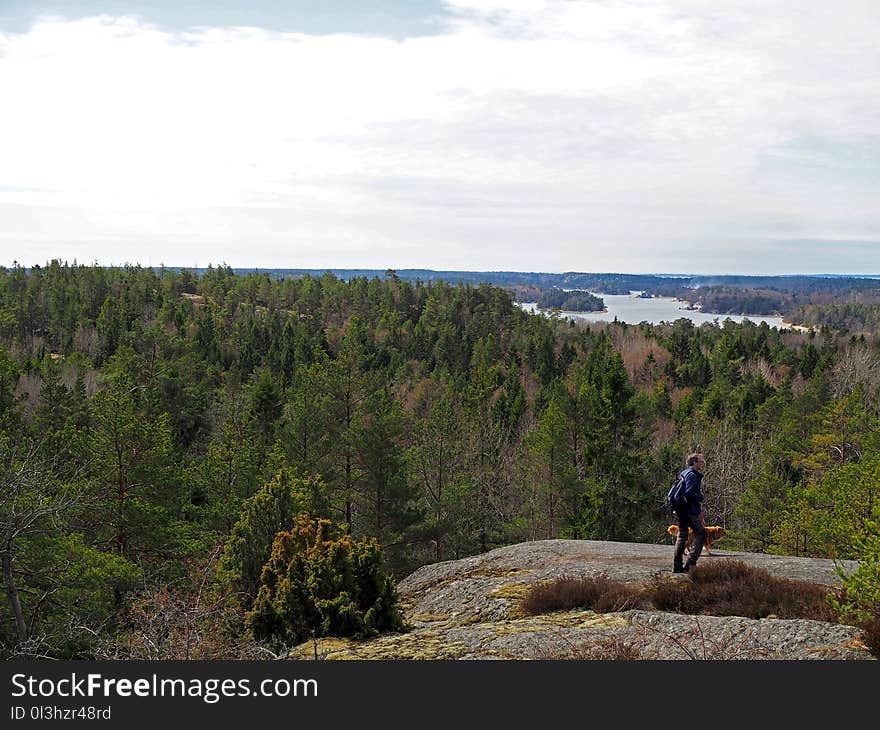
{"left": 1, "top": 2, "right": 879, "bottom": 273}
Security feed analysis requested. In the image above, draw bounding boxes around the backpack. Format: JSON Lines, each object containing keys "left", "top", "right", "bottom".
{"left": 666, "top": 471, "right": 688, "bottom": 513}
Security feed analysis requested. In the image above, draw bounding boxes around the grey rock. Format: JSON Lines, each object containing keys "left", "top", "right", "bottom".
{"left": 288, "top": 539, "right": 873, "bottom": 661}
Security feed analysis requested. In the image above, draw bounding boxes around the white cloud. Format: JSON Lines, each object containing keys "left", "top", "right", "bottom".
{"left": 1, "top": 2, "right": 879, "bottom": 272}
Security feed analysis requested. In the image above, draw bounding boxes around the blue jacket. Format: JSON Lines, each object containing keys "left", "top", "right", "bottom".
{"left": 678, "top": 466, "right": 704, "bottom": 516}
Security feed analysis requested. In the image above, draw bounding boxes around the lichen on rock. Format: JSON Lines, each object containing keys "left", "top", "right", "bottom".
{"left": 288, "top": 539, "right": 874, "bottom": 661}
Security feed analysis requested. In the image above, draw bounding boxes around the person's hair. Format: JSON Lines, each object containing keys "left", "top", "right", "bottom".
{"left": 687, "top": 453, "right": 704, "bottom": 467}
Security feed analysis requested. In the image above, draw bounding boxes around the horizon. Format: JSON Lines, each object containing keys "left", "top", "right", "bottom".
{"left": 8, "top": 261, "right": 880, "bottom": 280}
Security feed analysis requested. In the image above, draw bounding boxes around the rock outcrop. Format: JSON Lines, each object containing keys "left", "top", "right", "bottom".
{"left": 289, "top": 539, "right": 874, "bottom": 660}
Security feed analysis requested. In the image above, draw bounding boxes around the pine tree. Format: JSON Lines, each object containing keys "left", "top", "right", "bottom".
{"left": 88, "top": 370, "right": 174, "bottom": 562}
{"left": 351, "top": 387, "right": 419, "bottom": 553}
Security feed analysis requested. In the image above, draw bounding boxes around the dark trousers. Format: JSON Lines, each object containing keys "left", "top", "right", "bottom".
{"left": 673, "top": 511, "right": 707, "bottom": 569}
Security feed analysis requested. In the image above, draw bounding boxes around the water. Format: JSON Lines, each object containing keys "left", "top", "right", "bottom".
{"left": 518, "top": 292, "right": 787, "bottom": 328}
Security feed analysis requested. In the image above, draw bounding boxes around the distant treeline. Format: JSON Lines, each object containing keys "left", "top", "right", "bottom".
{"left": 788, "top": 300, "right": 880, "bottom": 331}
{"left": 149, "top": 267, "right": 880, "bottom": 293}
{"left": 152, "top": 268, "right": 880, "bottom": 320}
{"left": 669, "top": 286, "right": 795, "bottom": 316}
{"left": 646, "top": 280, "right": 880, "bottom": 319}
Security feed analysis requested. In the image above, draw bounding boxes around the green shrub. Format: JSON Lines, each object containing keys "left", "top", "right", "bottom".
{"left": 246, "top": 513, "right": 405, "bottom": 649}
{"left": 829, "top": 518, "right": 880, "bottom": 658}
{"left": 218, "top": 471, "right": 328, "bottom": 608}
{"left": 829, "top": 519, "right": 880, "bottom": 623}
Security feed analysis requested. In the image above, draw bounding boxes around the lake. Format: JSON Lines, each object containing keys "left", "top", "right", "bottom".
{"left": 518, "top": 292, "right": 787, "bottom": 328}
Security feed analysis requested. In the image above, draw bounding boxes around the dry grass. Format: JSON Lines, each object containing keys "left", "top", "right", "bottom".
{"left": 521, "top": 562, "right": 880, "bottom": 660}
{"left": 570, "top": 635, "right": 644, "bottom": 660}
{"left": 859, "top": 615, "right": 880, "bottom": 658}
{"left": 522, "top": 561, "right": 838, "bottom": 623}
{"left": 648, "top": 561, "right": 838, "bottom": 621}
{"left": 521, "top": 574, "right": 649, "bottom": 616}
{"left": 534, "top": 627, "right": 646, "bottom": 660}
{"left": 522, "top": 563, "right": 880, "bottom": 660}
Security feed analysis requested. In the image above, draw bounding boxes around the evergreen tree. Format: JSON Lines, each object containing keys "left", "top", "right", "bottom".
{"left": 88, "top": 370, "right": 175, "bottom": 563}
{"left": 247, "top": 513, "right": 405, "bottom": 649}
{"left": 520, "top": 386, "right": 579, "bottom": 539}
{"left": 351, "top": 387, "right": 419, "bottom": 554}
{"left": 407, "top": 383, "right": 472, "bottom": 561}
{"left": 219, "top": 469, "right": 328, "bottom": 608}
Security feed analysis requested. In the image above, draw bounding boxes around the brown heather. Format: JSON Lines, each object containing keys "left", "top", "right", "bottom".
{"left": 521, "top": 574, "right": 649, "bottom": 616}
{"left": 522, "top": 561, "right": 839, "bottom": 623}
{"left": 860, "top": 615, "right": 880, "bottom": 657}
{"left": 648, "top": 560, "right": 839, "bottom": 622}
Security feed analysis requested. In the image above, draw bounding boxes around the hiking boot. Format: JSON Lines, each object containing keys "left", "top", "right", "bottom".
{"left": 672, "top": 566, "right": 687, "bottom": 573}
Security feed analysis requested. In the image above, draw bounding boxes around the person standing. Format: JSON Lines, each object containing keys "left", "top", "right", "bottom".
{"left": 672, "top": 453, "right": 708, "bottom": 573}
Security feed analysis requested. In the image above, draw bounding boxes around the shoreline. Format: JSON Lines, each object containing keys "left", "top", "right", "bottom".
{"left": 637, "top": 292, "right": 787, "bottom": 319}
{"left": 518, "top": 298, "right": 787, "bottom": 327}
{"left": 779, "top": 319, "right": 813, "bottom": 332}
{"left": 542, "top": 305, "right": 608, "bottom": 314}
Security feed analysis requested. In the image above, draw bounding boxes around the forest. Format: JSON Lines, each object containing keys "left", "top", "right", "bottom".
{"left": 1, "top": 261, "right": 878, "bottom": 658}
{"left": 251, "top": 269, "right": 880, "bottom": 320}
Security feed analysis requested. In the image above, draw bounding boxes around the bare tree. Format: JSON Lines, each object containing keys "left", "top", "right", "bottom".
{"left": 0, "top": 441, "right": 86, "bottom": 646}
{"left": 104, "top": 543, "right": 283, "bottom": 660}
{"left": 831, "top": 344, "right": 880, "bottom": 412}
{"left": 678, "top": 418, "right": 760, "bottom": 528}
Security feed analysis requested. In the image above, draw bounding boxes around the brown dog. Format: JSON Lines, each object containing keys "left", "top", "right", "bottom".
{"left": 667, "top": 524, "right": 726, "bottom": 555}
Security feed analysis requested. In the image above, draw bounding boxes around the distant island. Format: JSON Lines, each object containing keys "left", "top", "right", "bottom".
{"left": 536, "top": 288, "right": 605, "bottom": 312}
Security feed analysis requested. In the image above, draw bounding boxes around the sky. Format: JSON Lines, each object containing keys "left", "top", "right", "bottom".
{"left": 1, "top": 0, "right": 879, "bottom": 275}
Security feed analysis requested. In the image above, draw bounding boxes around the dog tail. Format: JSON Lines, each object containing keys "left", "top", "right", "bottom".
{"left": 667, "top": 525, "right": 678, "bottom": 537}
